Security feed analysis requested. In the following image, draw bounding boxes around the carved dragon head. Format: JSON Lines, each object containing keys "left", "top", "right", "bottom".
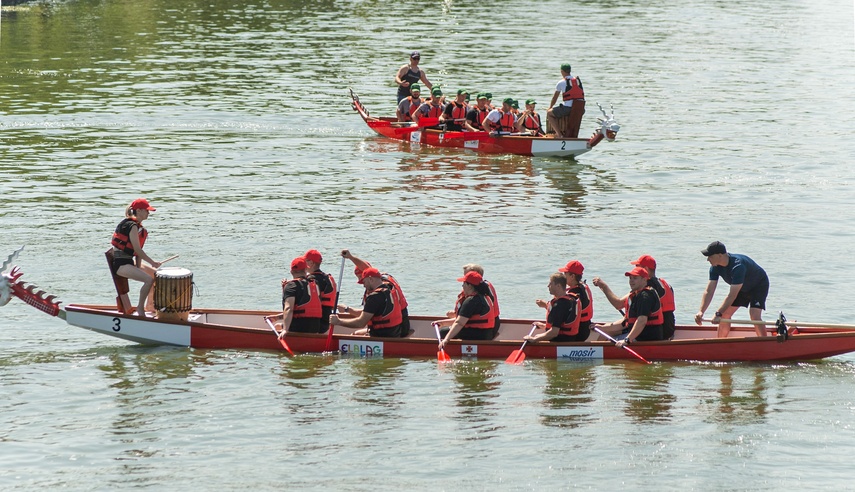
{"left": 0, "top": 247, "right": 24, "bottom": 307}
{"left": 586, "top": 103, "right": 620, "bottom": 149}
{"left": 0, "top": 247, "right": 62, "bottom": 317}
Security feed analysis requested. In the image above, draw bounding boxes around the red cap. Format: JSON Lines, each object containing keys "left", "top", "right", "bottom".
{"left": 630, "top": 255, "right": 656, "bottom": 269}
{"left": 624, "top": 266, "right": 650, "bottom": 279}
{"left": 130, "top": 198, "right": 156, "bottom": 212}
{"left": 457, "top": 271, "right": 483, "bottom": 285}
{"left": 290, "top": 257, "right": 308, "bottom": 271}
{"left": 558, "top": 260, "right": 584, "bottom": 275}
{"left": 358, "top": 267, "right": 382, "bottom": 284}
{"left": 304, "top": 249, "right": 323, "bottom": 264}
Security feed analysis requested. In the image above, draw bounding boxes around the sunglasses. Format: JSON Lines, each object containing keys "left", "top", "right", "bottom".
{"left": 411, "top": 56, "right": 420, "bottom": 60}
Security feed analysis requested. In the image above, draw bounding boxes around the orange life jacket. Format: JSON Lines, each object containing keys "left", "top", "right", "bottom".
{"left": 547, "top": 294, "right": 581, "bottom": 336}
{"left": 567, "top": 283, "right": 593, "bottom": 322}
{"left": 561, "top": 76, "right": 584, "bottom": 101}
{"left": 459, "top": 294, "right": 496, "bottom": 329}
{"left": 451, "top": 101, "right": 468, "bottom": 120}
{"left": 622, "top": 287, "right": 663, "bottom": 328}
{"left": 406, "top": 96, "right": 423, "bottom": 120}
{"left": 421, "top": 102, "right": 443, "bottom": 119}
{"left": 522, "top": 113, "right": 542, "bottom": 133}
{"left": 658, "top": 277, "right": 675, "bottom": 312}
{"left": 310, "top": 270, "right": 338, "bottom": 309}
{"left": 367, "top": 284, "right": 403, "bottom": 329}
{"left": 287, "top": 277, "right": 322, "bottom": 319}
{"left": 111, "top": 218, "right": 147, "bottom": 256}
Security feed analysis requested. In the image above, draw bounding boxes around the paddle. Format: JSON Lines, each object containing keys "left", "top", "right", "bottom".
{"left": 264, "top": 315, "right": 295, "bottom": 356}
{"left": 505, "top": 323, "right": 537, "bottom": 365}
{"left": 433, "top": 322, "right": 451, "bottom": 363}
{"left": 323, "top": 256, "right": 347, "bottom": 352}
{"left": 593, "top": 326, "right": 651, "bottom": 364}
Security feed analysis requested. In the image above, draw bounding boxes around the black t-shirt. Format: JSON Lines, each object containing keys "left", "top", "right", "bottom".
{"left": 363, "top": 287, "right": 390, "bottom": 317}
{"left": 458, "top": 295, "right": 490, "bottom": 319}
{"left": 567, "top": 285, "right": 590, "bottom": 312}
{"left": 309, "top": 270, "right": 333, "bottom": 297}
{"left": 627, "top": 288, "right": 661, "bottom": 321}
{"left": 547, "top": 297, "right": 577, "bottom": 328}
{"left": 466, "top": 107, "right": 484, "bottom": 129}
{"left": 282, "top": 278, "right": 308, "bottom": 307}
{"left": 443, "top": 102, "right": 467, "bottom": 131}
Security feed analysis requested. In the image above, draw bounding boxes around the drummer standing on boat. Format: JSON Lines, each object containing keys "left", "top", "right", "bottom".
{"left": 695, "top": 241, "right": 769, "bottom": 338}
{"left": 109, "top": 198, "right": 163, "bottom": 317}
{"left": 395, "top": 51, "right": 433, "bottom": 103}
{"left": 546, "top": 64, "right": 585, "bottom": 138}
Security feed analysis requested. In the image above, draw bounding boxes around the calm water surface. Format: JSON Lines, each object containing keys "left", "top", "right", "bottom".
{"left": 2, "top": 0, "right": 855, "bottom": 489}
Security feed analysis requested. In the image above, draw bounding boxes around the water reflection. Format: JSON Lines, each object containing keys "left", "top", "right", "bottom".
{"left": 703, "top": 366, "right": 768, "bottom": 426}
{"left": 620, "top": 362, "right": 676, "bottom": 423}
{"left": 531, "top": 359, "right": 597, "bottom": 428}
{"left": 448, "top": 360, "right": 504, "bottom": 440}
{"left": 345, "top": 357, "right": 406, "bottom": 421}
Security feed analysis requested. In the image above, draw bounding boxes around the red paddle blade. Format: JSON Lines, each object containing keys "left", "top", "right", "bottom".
{"left": 505, "top": 350, "right": 525, "bottom": 365}
{"left": 437, "top": 349, "right": 452, "bottom": 362}
{"left": 324, "top": 324, "right": 335, "bottom": 352}
{"left": 278, "top": 337, "right": 295, "bottom": 356}
{"left": 418, "top": 117, "right": 439, "bottom": 127}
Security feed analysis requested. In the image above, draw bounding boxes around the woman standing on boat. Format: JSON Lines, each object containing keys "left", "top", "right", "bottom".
{"left": 395, "top": 51, "right": 432, "bottom": 103}
{"left": 109, "top": 198, "right": 162, "bottom": 317}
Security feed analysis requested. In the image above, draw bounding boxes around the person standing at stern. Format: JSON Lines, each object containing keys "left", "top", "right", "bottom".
{"left": 695, "top": 241, "right": 769, "bottom": 338}
{"left": 109, "top": 198, "right": 163, "bottom": 317}
{"left": 395, "top": 50, "right": 433, "bottom": 103}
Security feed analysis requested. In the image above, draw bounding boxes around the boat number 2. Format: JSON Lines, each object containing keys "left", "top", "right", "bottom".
{"left": 112, "top": 317, "right": 121, "bottom": 332}
{"left": 561, "top": 141, "right": 566, "bottom": 150}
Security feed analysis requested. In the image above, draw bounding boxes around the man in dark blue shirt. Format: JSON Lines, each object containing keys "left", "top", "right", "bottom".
{"left": 694, "top": 241, "right": 769, "bottom": 338}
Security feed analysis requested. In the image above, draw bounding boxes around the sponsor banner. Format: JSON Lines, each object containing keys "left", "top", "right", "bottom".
{"left": 409, "top": 131, "right": 421, "bottom": 143}
{"left": 556, "top": 346, "right": 603, "bottom": 360}
{"left": 464, "top": 140, "right": 479, "bottom": 149}
{"left": 461, "top": 344, "right": 478, "bottom": 356}
{"left": 339, "top": 340, "right": 384, "bottom": 357}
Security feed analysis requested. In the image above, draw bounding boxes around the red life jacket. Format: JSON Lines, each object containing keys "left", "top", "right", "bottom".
{"left": 422, "top": 102, "right": 443, "bottom": 119}
{"left": 367, "top": 284, "right": 403, "bottom": 329}
{"left": 498, "top": 112, "right": 516, "bottom": 132}
{"left": 310, "top": 270, "right": 338, "bottom": 309}
{"left": 111, "top": 218, "right": 147, "bottom": 256}
{"left": 407, "top": 96, "right": 423, "bottom": 120}
{"left": 459, "top": 294, "right": 495, "bottom": 330}
{"left": 547, "top": 294, "right": 581, "bottom": 336}
{"left": 522, "top": 113, "right": 542, "bottom": 133}
{"left": 561, "top": 76, "right": 584, "bottom": 101}
{"left": 473, "top": 107, "right": 489, "bottom": 130}
{"left": 658, "top": 277, "right": 675, "bottom": 312}
{"left": 622, "top": 287, "right": 663, "bottom": 327}
{"left": 485, "top": 280, "right": 500, "bottom": 316}
{"left": 567, "top": 283, "right": 593, "bottom": 322}
{"left": 451, "top": 101, "right": 468, "bottom": 120}
{"left": 382, "top": 273, "right": 408, "bottom": 310}
{"left": 288, "top": 277, "right": 322, "bottom": 319}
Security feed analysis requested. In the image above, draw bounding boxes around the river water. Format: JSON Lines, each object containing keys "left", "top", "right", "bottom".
{"left": 2, "top": 0, "right": 855, "bottom": 489}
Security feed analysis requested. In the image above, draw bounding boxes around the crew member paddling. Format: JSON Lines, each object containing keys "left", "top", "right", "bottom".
{"left": 109, "top": 198, "right": 163, "bottom": 317}
{"left": 278, "top": 256, "right": 323, "bottom": 334}
{"left": 440, "top": 89, "right": 470, "bottom": 131}
{"left": 330, "top": 267, "right": 404, "bottom": 338}
{"left": 594, "top": 266, "right": 665, "bottom": 347}
{"left": 305, "top": 249, "right": 337, "bottom": 330}
{"left": 396, "top": 84, "right": 423, "bottom": 123}
{"left": 527, "top": 273, "right": 587, "bottom": 342}
{"left": 519, "top": 99, "right": 544, "bottom": 136}
{"left": 340, "top": 250, "right": 411, "bottom": 337}
{"left": 435, "top": 271, "right": 498, "bottom": 349}
{"left": 482, "top": 98, "right": 519, "bottom": 134}
{"left": 539, "top": 260, "right": 594, "bottom": 337}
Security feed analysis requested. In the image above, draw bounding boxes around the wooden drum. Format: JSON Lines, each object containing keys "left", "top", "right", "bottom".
{"left": 154, "top": 267, "right": 194, "bottom": 321}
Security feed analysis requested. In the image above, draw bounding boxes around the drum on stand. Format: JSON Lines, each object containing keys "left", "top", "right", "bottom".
{"left": 154, "top": 267, "right": 194, "bottom": 321}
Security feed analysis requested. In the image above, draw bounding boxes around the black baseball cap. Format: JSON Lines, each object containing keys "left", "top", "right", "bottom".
{"left": 701, "top": 241, "right": 727, "bottom": 256}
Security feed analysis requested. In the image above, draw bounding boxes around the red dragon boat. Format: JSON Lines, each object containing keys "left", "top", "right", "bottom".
{"left": 5, "top": 251, "right": 855, "bottom": 363}
{"left": 351, "top": 90, "right": 620, "bottom": 158}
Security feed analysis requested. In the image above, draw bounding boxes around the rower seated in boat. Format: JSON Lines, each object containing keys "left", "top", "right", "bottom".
{"left": 413, "top": 88, "right": 445, "bottom": 128}
{"left": 464, "top": 93, "right": 491, "bottom": 131}
{"left": 593, "top": 266, "right": 665, "bottom": 347}
{"left": 279, "top": 256, "right": 323, "bottom": 334}
{"left": 482, "top": 98, "right": 526, "bottom": 135}
{"left": 396, "top": 84, "right": 423, "bottom": 123}
{"left": 527, "top": 273, "right": 588, "bottom": 342}
{"left": 330, "top": 267, "right": 404, "bottom": 338}
{"left": 304, "top": 249, "right": 337, "bottom": 331}
{"left": 446, "top": 263, "right": 501, "bottom": 330}
{"left": 440, "top": 89, "right": 470, "bottom": 131}
{"left": 436, "top": 271, "right": 498, "bottom": 350}
{"left": 340, "top": 250, "right": 411, "bottom": 337}
{"left": 519, "top": 99, "right": 545, "bottom": 136}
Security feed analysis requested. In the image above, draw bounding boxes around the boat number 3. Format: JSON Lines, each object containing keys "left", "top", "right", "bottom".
{"left": 561, "top": 141, "right": 566, "bottom": 150}
{"left": 112, "top": 317, "right": 121, "bottom": 332}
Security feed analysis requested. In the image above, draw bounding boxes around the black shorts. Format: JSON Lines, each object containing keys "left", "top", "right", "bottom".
{"left": 110, "top": 256, "right": 135, "bottom": 275}
{"left": 289, "top": 318, "right": 322, "bottom": 333}
{"left": 731, "top": 281, "right": 769, "bottom": 310}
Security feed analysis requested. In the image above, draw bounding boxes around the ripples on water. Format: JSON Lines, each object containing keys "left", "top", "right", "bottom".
{"left": 2, "top": 0, "right": 855, "bottom": 489}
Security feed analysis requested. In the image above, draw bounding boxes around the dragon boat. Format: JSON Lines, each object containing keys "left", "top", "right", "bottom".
{"left": 5, "top": 249, "right": 855, "bottom": 363}
{"left": 350, "top": 89, "right": 620, "bottom": 158}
